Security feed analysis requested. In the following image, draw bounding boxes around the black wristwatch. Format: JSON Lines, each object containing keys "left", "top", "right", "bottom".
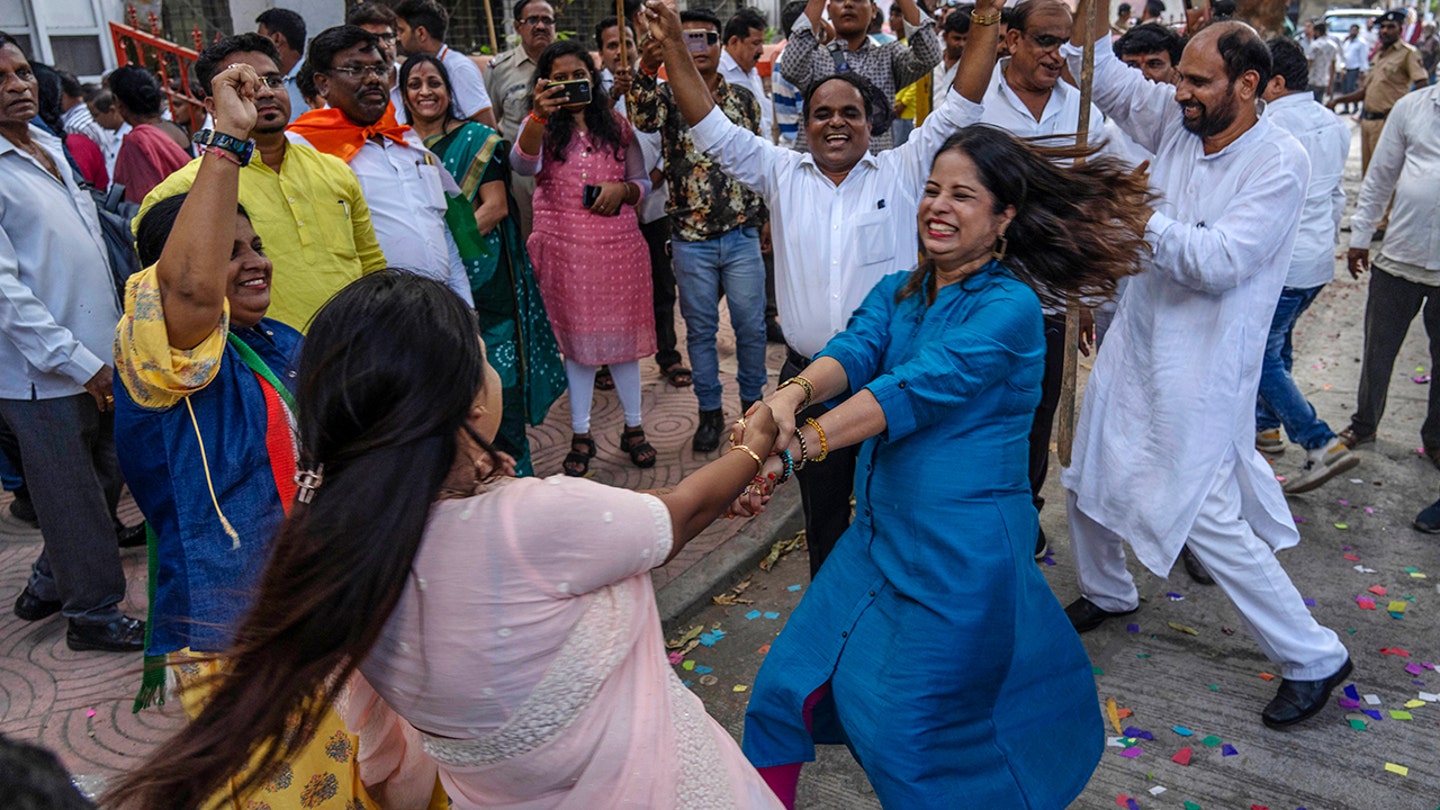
{"left": 192, "top": 129, "right": 255, "bottom": 166}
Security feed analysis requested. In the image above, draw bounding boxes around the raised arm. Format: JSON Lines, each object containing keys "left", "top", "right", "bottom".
{"left": 887, "top": 0, "right": 943, "bottom": 88}
{"left": 626, "top": 35, "right": 669, "bottom": 134}
{"left": 1064, "top": 0, "right": 1176, "bottom": 154}
{"left": 156, "top": 65, "right": 257, "bottom": 350}
{"left": 777, "top": 2, "right": 830, "bottom": 90}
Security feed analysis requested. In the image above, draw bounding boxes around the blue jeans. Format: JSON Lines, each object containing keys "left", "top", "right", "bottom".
{"left": 1256, "top": 285, "right": 1335, "bottom": 450}
{"left": 670, "top": 227, "right": 768, "bottom": 411}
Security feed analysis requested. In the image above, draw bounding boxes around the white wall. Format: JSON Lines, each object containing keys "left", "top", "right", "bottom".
{"left": 231, "top": 0, "right": 344, "bottom": 46}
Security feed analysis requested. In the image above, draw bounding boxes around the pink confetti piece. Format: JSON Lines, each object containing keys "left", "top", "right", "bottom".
{"left": 86, "top": 709, "right": 96, "bottom": 718}
{"left": 1118, "top": 746, "right": 1143, "bottom": 758}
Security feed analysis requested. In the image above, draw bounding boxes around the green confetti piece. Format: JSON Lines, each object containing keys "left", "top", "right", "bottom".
{"left": 1349, "top": 718, "right": 1367, "bottom": 730}
{"left": 1406, "top": 566, "right": 1420, "bottom": 573}
{"left": 1201, "top": 735, "right": 1222, "bottom": 747}
{"left": 1093, "top": 666, "right": 1105, "bottom": 676}
{"left": 1404, "top": 595, "right": 1416, "bottom": 601}
{"left": 1390, "top": 710, "right": 1413, "bottom": 720}
{"left": 1209, "top": 683, "right": 1220, "bottom": 692}
{"left": 1347, "top": 627, "right": 1358, "bottom": 635}
{"left": 1137, "top": 653, "right": 1151, "bottom": 659}
{"left": 1185, "top": 802, "right": 1202, "bottom": 810}
{"left": 1335, "top": 522, "right": 1349, "bottom": 529}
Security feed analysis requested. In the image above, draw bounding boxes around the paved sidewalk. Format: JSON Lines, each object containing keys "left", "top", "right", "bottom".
{"left": 0, "top": 308, "right": 798, "bottom": 795}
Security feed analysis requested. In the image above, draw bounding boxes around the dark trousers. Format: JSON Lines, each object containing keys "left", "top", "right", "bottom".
{"left": 0, "top": 394, "right": 126, "bottom": 624}
{"left": 641, "top": 216, "right": 682, "bottom": 370}
{"left": 1027, "top": 314, "right": 1068, "bottom": 533}
{"left": 784, "top": 350, "right": 859, "bottom": 579}
{"left": 1351, "top": 266, "right": 1440, "bottom": 449}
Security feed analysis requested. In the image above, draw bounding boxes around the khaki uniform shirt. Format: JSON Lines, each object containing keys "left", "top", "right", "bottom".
{"left": 1365, "top": 42, "right": 1428, "bottom": 114}
{"left": 484, "top": 48, "right": 538, "bottom": 142}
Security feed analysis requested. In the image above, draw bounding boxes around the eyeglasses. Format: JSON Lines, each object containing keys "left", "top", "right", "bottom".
{"left": 376, "top": 32, "right": 398, "bottom": 41}
{"left": 328, "top": 64, "right": 389, "bottom": 80}
{"left": 1024, "top": 32, "right": 1067, "bottom": 51}
{"left": 690, "top": 31, "right": 721, "bottom": 44}
{"left": 258, "top": 74, "right": 286, "bottom": 89}
{"left": 521, "top": 15, "right": 556, "bottom": 27}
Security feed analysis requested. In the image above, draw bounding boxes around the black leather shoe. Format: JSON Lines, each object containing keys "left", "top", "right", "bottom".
{"left": 116, "top": 521, "right": 146, "bottom": 549}
{"left": 13, "top": 587, "right": 61, "bottom": 621}
{"left": 1262, "top": 657, "right": 1353, "bottom": 729}
{"left": 67, "top": 615, "right": 145, "bottom": 653}
{"left": 692, "top": 408, "right": 725, "bottom": 453}
{"left": 1414, "top": 497, "right": 1440, "bottom": 533}
{"left": 1065, "top": 597, "right": 1139, "bottom": 634}
{"left": 1180, "top": 545, "right": 1215, "bottom": 586}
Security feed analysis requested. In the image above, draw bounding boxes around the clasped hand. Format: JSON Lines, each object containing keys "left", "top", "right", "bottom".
{"left": 726, "top": 402, "right": 791, "bottom": 518}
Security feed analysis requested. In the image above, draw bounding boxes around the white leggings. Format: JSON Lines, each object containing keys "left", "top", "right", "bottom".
{"left": 566, "top": 359, "right": 643, "bottom": 434}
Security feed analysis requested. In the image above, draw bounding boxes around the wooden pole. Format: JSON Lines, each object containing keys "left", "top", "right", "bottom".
{"left": 1057, "top": 0, "right": 1097, "bottom": 469}
{"left": 482, "top": 0, "right": 500, "bottom": 55}
{"left": 617, "top": 0, "right": 629, "bottom": 67}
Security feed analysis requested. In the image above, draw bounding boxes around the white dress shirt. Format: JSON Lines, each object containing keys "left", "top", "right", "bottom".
{"left": 1059, "top": 43, "right": 1311, "bottom": 575}
{"left": 440, "top": 45, "right": 493, "bottom": 119}
{"left": 718, "top": 49, "right": 774, "bottom": 143}
{"left": 1342, "top": 35, "right": 1370, "bottom": 71}
{"left": 978, "top": 60, "right": 1108, "bottom": 149}
{"left": 289, "top": 130, "right": 472, "bottom": 304}
{"left": 690, "top": 90, "right": 984, "bottom": 358}
{"left": 932, "top": 58, "right": 959, "bottom": 107}
{"left": 1264, "top": 91, "right": 1350, "bottom": 289}
{"left": 1350, "top": 83, "right": 1440, "bottom": 280}
{"left": 0, "top": 126, "right": 119, "bottom": 400}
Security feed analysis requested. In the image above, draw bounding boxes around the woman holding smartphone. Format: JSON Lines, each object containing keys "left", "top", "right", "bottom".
{"left": 512, "top": 41, "right": 657, "bottom": 478}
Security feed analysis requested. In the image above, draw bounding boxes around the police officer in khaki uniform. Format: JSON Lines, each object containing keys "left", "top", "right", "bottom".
{"left": 484, "top": 0, "right": 555, "bottom": 237}
{"left": 1329, "top": 8, "right": 1428, "bottom": 174}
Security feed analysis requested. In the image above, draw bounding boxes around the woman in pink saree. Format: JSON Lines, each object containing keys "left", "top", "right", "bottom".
{"left": 106, "top": 263, "right": 786, "bottom": 808}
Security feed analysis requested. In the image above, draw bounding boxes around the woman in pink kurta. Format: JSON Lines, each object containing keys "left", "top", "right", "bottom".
{"left": 512, "top": 41, "right": 657, "bottom": 477}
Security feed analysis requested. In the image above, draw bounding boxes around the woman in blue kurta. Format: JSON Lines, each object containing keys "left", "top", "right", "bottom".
{"left": 735, "top": 126, "right": 1157, "bottom": 807}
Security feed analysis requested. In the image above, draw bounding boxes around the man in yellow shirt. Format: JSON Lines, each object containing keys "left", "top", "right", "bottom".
{"left": 137, "top": 33, "right": 386, "bottom": 331}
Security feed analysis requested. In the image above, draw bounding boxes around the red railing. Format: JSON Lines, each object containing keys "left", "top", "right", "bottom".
{"left": 108, "top": 4, "right": 208, "bottom": 133}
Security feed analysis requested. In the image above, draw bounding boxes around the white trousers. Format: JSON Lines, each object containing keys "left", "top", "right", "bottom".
{"left": 1066, "top": 469, "right": 1349, "bottom": 681}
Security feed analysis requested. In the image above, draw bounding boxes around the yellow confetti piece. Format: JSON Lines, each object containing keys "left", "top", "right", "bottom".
{"left": 1106, "top": 696, "right": 1122, "bottom": 735}
{"left": 1410, "top": 572, "right": 1428, "bottom": 579}
{"left": 1388, "top": 601, "right": 1408, "bottom": 613}
{"left": 732, "top": 684, "right": 748, "bottom": 692}
{"left": 1385, "top": 762, "right": 1409, "bottom": 777}
{"left": 1167, "top": 621, "right": 1199, "bottom": 636}
{"left": 1404, "top": 699, "right": 1425, "bottom": 708}
{"left": 1334, "top": 522, "right": 1349, "bottom": 529}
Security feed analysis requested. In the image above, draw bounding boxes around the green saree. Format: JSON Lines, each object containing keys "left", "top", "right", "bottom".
{"left": 427, "top": 122, "right": 566, "bottom": 476}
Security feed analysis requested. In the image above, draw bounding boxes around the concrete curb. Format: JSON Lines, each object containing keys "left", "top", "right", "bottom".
{"left": 656, "top": 486, "right": 805, "bottom": 635}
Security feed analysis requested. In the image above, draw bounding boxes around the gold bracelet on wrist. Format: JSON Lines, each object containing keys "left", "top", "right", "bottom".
{"left": 779, "top": 375, "right": 815, "bottom": 411}
{"left": 971, "top": 10, "right": 1003, "bottom": 25}
{"left": 729, "top": 444, "right": 764, "bottom": 475}
{"left": 805, "top": 417, "right": 829, "bottom": 463}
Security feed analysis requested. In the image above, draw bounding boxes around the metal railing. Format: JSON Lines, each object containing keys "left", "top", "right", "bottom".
{"left": 108, "top": 4, "right": 208, "bottom": 134}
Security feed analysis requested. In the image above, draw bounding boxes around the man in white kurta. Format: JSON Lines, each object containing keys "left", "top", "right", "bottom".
{"left": 1058, "top": 15, "right": 1350, "bottom": 728}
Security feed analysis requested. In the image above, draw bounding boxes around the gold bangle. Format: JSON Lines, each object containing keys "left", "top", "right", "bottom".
{"left": 729, "top": 444, "right": 764, "bottom": 475}
{"left": 779, "top": 375, "right": 814, "bottom": 411}
{"left": 971, "top": 10, "right": 1002, "bottom": 25}
{"left": 804, "top": 417, "right": 829, "bottom": 463}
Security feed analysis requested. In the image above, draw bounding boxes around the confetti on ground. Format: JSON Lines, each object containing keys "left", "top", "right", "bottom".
{"left": 1339, "top": 697, "right": 1360, "bottom": 709}
{"left": 1385, "top": 762, "right": 1409, "bottom": 776}
{"left": 1349, "top": 718, "right": 1367, "bottom": 730}
{"left": 1106, "top": 697, "right": 1122, "bottom": 734}
{"left": 1258, "top": 672, "right": 1276, "bottom": 681}
{"left": 668, "top": 651, "right": 685, "bottom": 665}
{"left": 1149, "top": 786, "right": 1166, "bottom": 796}
{"left": 1221, "top": 744, "right": 1238, "bottom": 757}
{"left": 698, "top": 630, "right": 726, "bottom": 647}
{"left": 1168, "top": 621, "right": 1199, "bottom": 636}
{"left": 1414, "top": 374, "right": 1431, "bottom": 383}
{"left": 1094, "top": 666, "right": 1106, "bottom": 676}
{"left": 786, "top": 584, "right": 803, "bottom": 591}
{"left": 1166, "top": 592, "right": 1185, "bottom": 601}
{"left": 756, "top": 643, "right": 770, "bottom": 655}
{"left": 1119, "top": 747, "right": 1143, "bottom": 759}
{"left": 763, "top": 612, "right": 780, "bottom": 620}
{"left": 1404, "top": 699, "right": 1425, "bottom": 708}
{"left": 1201, "top": 735, "right": 1222, "bottom": 747}
{"left": 1171, "top": 726, "right": 1193, "bottom": 736}
{"left": 1362, "top": 709, "right": 1382, "bottom": 721}
{"left": 1335, "top": 523, "right": 1349, "bottom": 530}
{"left": 682, "top": 660, "right": 695, "bottom": 671}
{"left": 1389, "top": 601, "right": 1408, "bottom": 614}
{"left": 1364, "top": 694, "right": 1381, "bottom": 705}
{"left": 1126, "top": 623, "right": 1140, "bottom": 633}
{"left": 694, "top": 665, "right": 713, "bottom": 675}
{"left": 1406, "top": 663, "right": 1424, "bottom": 675}
{"left": 1122, "top": 726, "right": 1155, "bottom": 741}
{"left": 1419, "top": 691, "right": 1440, "bottom": 701}
{"left": 1184, "top": 800, "right": 1201, "bottom": 810}
{"left": 1368, "top": 585, "right": 1388, "bottom": 596}
{"left": 1171, "top": 747, "right": 1193, "bottom": 765}
{"left": 732, "top": 684, "right": 748, "bottom": 692}
{"left": 1209, "top": 684, "right": 1220, "bottom": 692}
{"left": 1381, "top": 647, "right": 1411, "bottom": 657}
{"left": 1356, "top": 596, "right": 1377, "bottom": 610}
{"left": 1344, "top": 554, "right": 1361, "bottom": 561}
{"left": 745, "top": 610, "right": 762, "bottom": 620}
{"left": 1303, "top": 597, "right": 1316, "bottom": 607}
{"left": 1345, "top": 684, "right": 1360, "bottom": 700}
{"left": 1389, "top": 710, "right": 1413, "bottom": 720}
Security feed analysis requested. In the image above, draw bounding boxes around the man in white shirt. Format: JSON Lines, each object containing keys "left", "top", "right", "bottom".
{"left": 1060, "top": 6, "right": 1351, "bottom": 728}
{"left": 1303, "top": 20, "right": 1340, "bottom": 102}
{"left": 1339, "top": 24, "right": 1368, "bottom": 112}
{"left": 256, "top": 8, "right": 311, "bottom": 122}
{"left": 719, "top": 7, "right": 774, "bottom": 142}
{"left": 85, "top": 88, "right": 126, "bottom": 176}
{"left": 931, "top": 8, "right": 970, "bottom": 106}
{"left": 393, "top": 0, "right": 496, "bottom": 128}
{"left": 638, "top": 0, "right": 1000, "bottom": 577}
{"left": 292, "top": 26, "right": 472, "bottom": 305}
{"left": 1254, "top": 36, "right": 1355, "bottom": 493}
{"left": 979, "top": 0, "right": 1112, "bottom": 564}
{"left": 1343, "top": 81, "right": 1440, "bottom": 471}
{"left": 0, "top": 34, "right": 145, "bottom": 652}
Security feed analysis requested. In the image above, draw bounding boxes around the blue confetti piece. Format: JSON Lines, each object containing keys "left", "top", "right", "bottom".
{"left": 763, "top": 611, "right": 781, "bottom": 620}
{"left": 1122, "top": 726, "right": 1154, "bottom": 741}
{"left": 1221, "top": 743, "right": 1238, "bottom": 756}
{"left": 1166, "top": 592, "right": 1184, "bottom": 601}
{"left": 1127, "top": 800, "right": 1140, "bottom": 810}
{"left": 787, "top": 584, "right": 803, "bottom": 592}
{"left": 1042, "top": 555, "right": 1056, "bottom": 566}
{"left": 1126, "top": 623, "right": 1140, "bottom": 633}
{"left": 1390, "top": 611, "right": 1406, "bottom": 620}
{"left": 745, "top": 610, "right": 762, "bottom": 620}
{"left": 694, "top": 665, "right": 713, "bottom": 675}
{"left": 1344, "top": 684, "right": 1360, "bottom": 701}
{"left": 683, "top": 680, "right": 693, "bottom": 687}
{"left": 698, "top": 630, "right": 726, "bottom": 647}
{"left": 1362, "top": 709, "right": 1382, "bottom": 721}
{"left": 1171, "top": 725, "right": 1193, "bottom": 736}
{"left": 1413, "top": 680, "right": 1427, "bottom": 686}
{"left": 1303, "top": 597, "right": 1316, "bottom": 607}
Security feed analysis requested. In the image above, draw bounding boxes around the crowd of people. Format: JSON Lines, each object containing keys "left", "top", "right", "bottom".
{"left": 2, "top": 0, "right": 1438, "bottom": 806}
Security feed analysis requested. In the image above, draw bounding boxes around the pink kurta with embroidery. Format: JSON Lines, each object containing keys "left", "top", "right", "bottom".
{"left": 515, "top": 115, "right": 655, "bottom": 365}
{"left": 343, "top": 476, "right": 781, "bottom": 809}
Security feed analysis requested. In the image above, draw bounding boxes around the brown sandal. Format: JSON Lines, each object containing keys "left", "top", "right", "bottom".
{"left": 620, "top": 426, "right": 657, "bottom": 469}
{"left": 563, "top": 435, "right": 596, "bottom": 477}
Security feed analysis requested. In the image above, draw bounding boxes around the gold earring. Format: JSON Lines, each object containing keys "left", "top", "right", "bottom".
{"left": 992, "top": 233, "right": 1008, "bottom": 262}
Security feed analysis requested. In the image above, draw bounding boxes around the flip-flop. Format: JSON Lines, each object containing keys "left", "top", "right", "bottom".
{"left": 661, "top": 363, "right": 693, "bottom": 388}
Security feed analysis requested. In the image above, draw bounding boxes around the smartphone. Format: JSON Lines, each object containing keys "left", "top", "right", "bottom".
{"left": 583, "top": 184, "right": 602, "bottom": 208}
{"left": 684, "top": 30, "right": 712, "bottom": 54}
{"left": 552, "top": 78, "right": 592, "bottom": 105}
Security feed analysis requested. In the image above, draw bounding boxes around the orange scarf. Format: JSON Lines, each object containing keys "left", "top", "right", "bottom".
{"left": 287, "top": 104, "right": 411, "bottom": 163}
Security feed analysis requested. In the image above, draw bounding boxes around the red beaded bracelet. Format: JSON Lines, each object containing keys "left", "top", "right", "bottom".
{"left": 201, "top": 145, "right": 243, "bottom": 167}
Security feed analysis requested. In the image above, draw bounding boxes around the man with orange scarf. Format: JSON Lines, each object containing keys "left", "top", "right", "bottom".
{"left": 289, "top": 25, "right": 473, "bottom": 305}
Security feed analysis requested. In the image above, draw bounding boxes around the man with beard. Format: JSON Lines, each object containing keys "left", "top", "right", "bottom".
{"left": 779, "top": 0, "right": 941, "bottom": 153}
{"left": 1060, "top": 5, "right": 1352, "bottom": 729}
{"left": 1328, "top": 9, "right": 1427, "bottom": 176}
{"left": 135, "top": 34, "right": 386, "bottom": 331}
{"left": 288, "top": 26, "right": 471, "bottom": 305}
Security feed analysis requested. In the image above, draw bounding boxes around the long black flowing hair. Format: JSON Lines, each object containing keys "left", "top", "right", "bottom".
{"left": 532, "top": 40, "right": 627, "bottom": 164}
{"left": 105, "top": 272, "right": 500, "bottom": 808}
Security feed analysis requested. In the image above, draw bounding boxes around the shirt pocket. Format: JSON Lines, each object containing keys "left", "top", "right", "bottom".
{"left": 853, "top": 208, "right": 898, "bottom": 267}
{"left": 321, "top": 198, "right": 360, "bottom": 262}
{"left": 415, "top": 162, "right": 448, "bottom": 212}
